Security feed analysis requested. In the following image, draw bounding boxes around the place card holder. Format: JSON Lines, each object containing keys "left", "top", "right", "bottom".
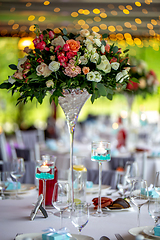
{"left": 30, "top": 194, "right": 48, "bottom": 221}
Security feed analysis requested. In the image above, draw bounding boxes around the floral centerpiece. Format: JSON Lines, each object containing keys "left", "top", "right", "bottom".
{"left": 125, "top": 57, "right": 159, "bottom": 98}
{"left": 0, "top": 25, "right": 135, "bottom": 105}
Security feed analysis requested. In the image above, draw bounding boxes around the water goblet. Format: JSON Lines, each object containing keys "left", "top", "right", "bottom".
{"left": 52, "top": 181, "right": 71, "bottom": 228}
{"left": 116, "top": 172, "right": 131, "bottom": 198}
{"left": 130, "top": 179, "right": 149, "bottom": 227}
{"left": 148, "top": 197, "right": 160, "bottom": 226}
{"left": 125, "top": 161, "right": 139, "bottom": 183}
{"left": 10, "top": 158, "right": 25, "bottom": 199}
{"left": 154, "top": 171, "right": 160, "bottom": 196}
{"left": 71, "top": 203, "right": 89, "bottom": 234}
{"left": 91, "top": 141, "right": 111, "bottom": 217}
{"left": 0, "top": 172, "right": 10, "bottom": 199}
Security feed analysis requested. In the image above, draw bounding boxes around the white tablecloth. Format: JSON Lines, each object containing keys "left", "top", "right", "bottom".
{"left": 0, "top": 187, "right": 154, "bottom": 240}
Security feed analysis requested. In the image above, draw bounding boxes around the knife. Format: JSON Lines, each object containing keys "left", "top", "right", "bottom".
{"left": 115, "top": 233, "right": 124, "bottom": 240}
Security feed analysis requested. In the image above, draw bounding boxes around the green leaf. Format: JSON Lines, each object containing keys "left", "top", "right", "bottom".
{"left": 123, "top": 49, "right": 129, "bottom": 53}
{"left": 113, "top": 46, "right": 118, "bottom": 54}
{"left": 97, "top": 83, "right": 107, "bottom": 96}
{"left": 97, "top": 55, "right": 101, "bottom": 65}
{"left": 35, "top": 49, "right": 41, "bottom": 55}
{"left": 101, "top": 40, "right": 106, "bottom": 46}
{"left": 102, "top": 33, "right": 108, "bottom": 39}
{"left": 0, "top": 82, "right": 12, "bottom": 89}
{"left": 9, "top": 64, "right": 17, "bottom": 70}
{"left": 131, "top": 77, "right": 139, "bottom": 83}
{"left": 91, "top": 93, "right": 95, "bottom": 103}
{"left": 63, "top": 36, "right": 69, "bottom": 41}
{"left": 106, "top": 87, "right": 113, "bottom": 95}
{"left": 107, "top": 93, "right": 113, "bottom": 100}
{"left": 62, "top": 28, "right": 67, "bottom": 35}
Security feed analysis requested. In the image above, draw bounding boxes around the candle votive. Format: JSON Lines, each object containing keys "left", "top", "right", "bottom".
{"left": 91, "top": 141, "right": 111, "bottom": 162}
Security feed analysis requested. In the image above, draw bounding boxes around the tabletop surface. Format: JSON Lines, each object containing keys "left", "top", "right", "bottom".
{"left": 0, "top": 186, "right": 154, "bottom": 240}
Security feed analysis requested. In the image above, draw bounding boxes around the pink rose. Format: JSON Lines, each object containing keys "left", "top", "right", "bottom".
{"left": 63, "top": 44, "right": 70, "bottom": 51}
{"left": 110, "top": 57, "right": 117, "bottom": 63}
{"left": 39, "top": 34, "right": 44, "bottom": 41}
{"left": 45, "top": 47, "right": 50, "bottom": 51}
{"left": 105, "top": 44, "right": 110, "bottom": 53}
{"left": 48, "top": 31, "right": 55, "bottom": 39}
{"left": 58, "top": 55, "right": 68, "bottom": 66}
{"left": 36, "top": 63, "right": 52, "bottom": 77}
{"left": 36, "top": 41, "right": 46, "bottom": 50}
{"left": 66, "top": 51, "right": 76, "bottom": 59}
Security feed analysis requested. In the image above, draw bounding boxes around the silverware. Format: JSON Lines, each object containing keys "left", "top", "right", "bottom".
{"left": 115, "top": 233, "right": 124, "bottom": 240}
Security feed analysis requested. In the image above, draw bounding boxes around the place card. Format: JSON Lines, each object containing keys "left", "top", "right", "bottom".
{"left": 30, "top": 194, "right": 48, "bottom": 221}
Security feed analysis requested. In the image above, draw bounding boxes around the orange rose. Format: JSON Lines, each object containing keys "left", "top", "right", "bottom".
{"left": 66, "top": 39, "right": 80, "bottom": 52}
{"left": 82, "top": 67, "right": 90, "bottom": 75}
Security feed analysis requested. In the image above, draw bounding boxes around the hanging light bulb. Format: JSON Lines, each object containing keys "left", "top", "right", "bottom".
{"left": 18, "top": 37, "right": 34, "bottom": 50}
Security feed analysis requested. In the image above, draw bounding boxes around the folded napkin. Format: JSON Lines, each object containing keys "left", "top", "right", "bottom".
{"left": 154, "top": 224, "right": 160, "bottom": 236}
{"left": 42, "top": 227, "right": 71, "bottom": 240}
{"left": 86, "top": 181, "right": 93, "bottom": 189}
{"left": 141, "top": 185, "right": 159, "bottom": 198}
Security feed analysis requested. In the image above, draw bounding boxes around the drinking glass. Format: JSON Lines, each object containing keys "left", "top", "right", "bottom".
{"left": 154, "top": 171, "right": 160, "bottom": 195}
{"left": 125, "top": 161, "right": 139, "bottom": 183}
{"left": 10, "top": 158, "right": 25, "bottom": 199}
{"left": 52, "top": 181, "right": 71, "bottom": 228}
{"left": 116, "top": 172, "right": 131, "bottom": 198}
{"left": 0, "top": 172, "right": 10, "bottom": 199}
{"left": 91, "top": 141, "right": 111, "bottom": 217}
{"left": 71, "top": 203, "right": 89, "bottom": 234}
{"left": 148, "top": 198, "right": 160, "bottom": 226}
{"left": 130, "top": 179, "right": 149, "bottom": 227}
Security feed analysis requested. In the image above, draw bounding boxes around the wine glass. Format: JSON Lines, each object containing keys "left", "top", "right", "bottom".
{"left": 0, "top": 172, "right": 10, "bottom": 199}
{"left": 10, "top": 158, "right": 25, "bottom": 199}
{"left": 71, "top": 203, "right": 89, "bottom": 234}
{"left": 130, "top": 179, "right": 149, "bottom": 227}
{"left": 125, "top": 161, "right": 139, "bottom": 183}
{"left": 116, "top": 172, "right": 131, "bottom": 198}
{"left": 52, "top": 181, "right": 71, "bottom": 228}
{"left": 154, "top": 171, "right": 160, "bottom": 196}
{"left": 148, "top": 197, "right": 160, "bottom": 226}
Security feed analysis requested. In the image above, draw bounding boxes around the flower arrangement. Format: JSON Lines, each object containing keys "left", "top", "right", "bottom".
{"left": 0, "top": 25, "right": 134, "bottom": 105}
{"left": 126, "top": 57, "right": 159, "bottom": 98}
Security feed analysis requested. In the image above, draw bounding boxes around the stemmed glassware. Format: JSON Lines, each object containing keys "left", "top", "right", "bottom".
{"left": 125, "top": 161, "right": 139, "bottom": 184}
{"left": 148, "top": 198, "right": 160, "bottom": 226}
{"left": 10, "top": 158, "right": 25, "bottom": 199}
{"left": 116, "top": 172, "right": 131, "bottom": 198}
{"left": 52, "top": 181, "right": 71, "bottom": 228}
{"left": 130, "top": 179, "right": 149, "bottom": 227}
{"left": 0, "top": 172, "right": 10, "bottom": 199}
{"left": 154, "top": 171, "right": 160, "bottom": 196}
{"left": 91, "top": 141, "right": 111, "bottom": 217}
{"left": 71, "top": 203, "right": 89, "bottom": 234}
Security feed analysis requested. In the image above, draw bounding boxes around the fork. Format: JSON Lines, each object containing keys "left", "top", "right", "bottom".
{"left": 115, "top": 233, "right": 124, "bottom": 240}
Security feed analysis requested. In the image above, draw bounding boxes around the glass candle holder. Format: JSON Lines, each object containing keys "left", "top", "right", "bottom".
{"left": 91, "top": 141, "right": 111, "bottom": 217}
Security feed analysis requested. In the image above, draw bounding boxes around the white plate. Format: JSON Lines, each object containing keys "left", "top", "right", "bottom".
{"left": 104, "top": 206, "right": 132, "bottom": 212}
{"left": 86, "top": 184, "right": 110, "bottom": 194}
{"left": 15, "top": 232, "right": 94, "bottom": 240}
{"left": 143, "top": 226, "right": 160, "bottom": 239}
{"left": 4, "top": 184, "right": 37, "bottom": 195}
{"left": 129, "top": 226, "right": 158, "bottom": 240}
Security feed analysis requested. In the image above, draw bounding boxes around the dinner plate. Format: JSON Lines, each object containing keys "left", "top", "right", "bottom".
{"left": 129, "top": 226, "right": 158, "bottom": 240}
{"left": 4, "top": 184, "right": 37, "bottom": 195}
{"left": 104, "top": 206, "right": 132, "bottom": 212}
{"left": 86, "top": 184, "right": 110, "bottom": 194}
{"left": 143, "top": 226, "right": 160, "bottom": 239}
{"left": 15, "top": 232, "right": 94, "bottom": 240}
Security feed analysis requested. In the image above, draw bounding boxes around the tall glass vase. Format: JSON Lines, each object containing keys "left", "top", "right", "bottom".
{"left": 58, "top": 88, "right": 90, "bottom": 207}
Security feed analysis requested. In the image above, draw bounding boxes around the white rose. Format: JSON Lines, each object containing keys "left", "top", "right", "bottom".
{"left": 90, "top": 53, "right": 99, "bottom": 63}
{"left": 51, "top": 36, "right": 65, "bottom": 47}
{"left": 17, "top": 56, "right": 27, "bottom": 71}
{"left": 36, "top": 63, "right": 52, "bottom": 77}
{"left": 87, "top": 72, "right": 95, "bottom": 81}
{"left": 84, "top": 38, "right": 92, "bottom": 45}
{"left": 116, "top": 70, "right": 129, "bottom": 83}
{"left": 111, "top": 62, "right": 120, "bottom": 70}
{"left": 46, "top": 80, "right": 54, "bottom": 88}
{"left": 94, "top": 38, "right": 101, "bottom": 47}
{"left": 86, "top": 43, "right": 93, "bottom": 51}
{"left": 80, "top": 29, "right": 90, "bottom": 37}
{"left": 101, "top": 45, "right": 105, "bottom": 54}
{"left": 80, "top": 56, "right": 88, "bottom": 65}
{"left": 8, "top": 76, "right": 16, "bottom": 84}
{"left": 94, "top": 71, "right": 102, "bottom": 82}
{"left": 97, "top": 58, "right": 111, "bottom": 73}
{"left": 49, "top": 61, "right": 60, "bottom": 72}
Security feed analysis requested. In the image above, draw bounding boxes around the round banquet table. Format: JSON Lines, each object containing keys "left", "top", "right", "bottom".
{"left": 0, "top": 186, "right": 154, "bottom": 240}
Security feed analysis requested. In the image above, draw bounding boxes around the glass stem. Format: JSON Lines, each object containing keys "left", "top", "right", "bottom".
{"left": 137, "top": 206, "right": 141, "bottom": 227}
{"left": 97, "top": 161, "right": 102, "bottom": 215}
{"left": 60, "top": 210, "right": 63, "bottom": 229}
{"left": 15, "top": 179, "right": 18, "bottom": 198}
{"left": 68, "top": 124, "right": 75, "bottom": 209}
{"left": 42, "top": 180, "right": 46, "bottom": 209}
